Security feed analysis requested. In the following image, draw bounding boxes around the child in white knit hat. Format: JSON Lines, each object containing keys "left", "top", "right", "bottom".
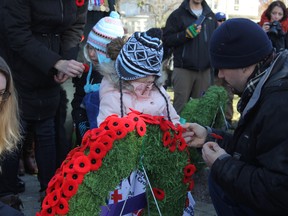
{"left": 71, "top": 11, "right": 125, "bottom": 145}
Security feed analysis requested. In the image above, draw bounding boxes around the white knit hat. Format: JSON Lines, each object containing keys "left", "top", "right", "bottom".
{"left": 85, "top": 11, "right": 124, "bottom": 64}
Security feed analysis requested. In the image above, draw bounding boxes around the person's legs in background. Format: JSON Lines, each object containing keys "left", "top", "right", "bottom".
{"left": 190, "top": 68, "right": 211, "bottom": 99}
{"left": 34, "top": 117, "right": 56, "bottom": 200}
{"left": 172, "top": 67, "right": 195, "bottom": 115}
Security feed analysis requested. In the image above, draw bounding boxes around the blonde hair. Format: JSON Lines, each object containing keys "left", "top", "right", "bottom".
{"left": 0, "top": 57, "right": 21, "bottom": 156}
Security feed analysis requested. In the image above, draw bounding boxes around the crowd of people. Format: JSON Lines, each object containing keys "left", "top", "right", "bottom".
{"left": 0, "top": 0, "right": 288, "bottom": 215}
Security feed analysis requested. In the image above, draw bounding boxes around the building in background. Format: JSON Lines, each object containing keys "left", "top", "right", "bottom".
{"left": 118, "top": 0, "right": 286, "bottom": 35}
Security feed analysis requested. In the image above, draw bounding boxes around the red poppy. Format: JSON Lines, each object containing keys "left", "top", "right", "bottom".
{"left": 74, "top": 155, "right": 91, "bottom": 173}
{"left": 48, "top": 173, "right": 63, "bottom": 188}
{"left": 177, "top": 137, "right": 187, "bottom": 151}
{"left": 88, "top": 152, "right": 103, "bottom": 171}
{"left": 152, "top": 188, "right": 165, "bottom": 201}
{"left": 66, "top": 172, "right": 84, "bottom": 185}
{"left": 90, "top": 128, "right": 105, "bottom": 140}
{"left": 162, "top": 131, "right": 172, "bottom": 147}
{"left": 75, "top": 0, "right": 84, "bottom": 7}
{"left": 81, "top": 130, "right": 91, "bottom": 146}
{"left": 62, "top": 179, "right": 79, "bottom": 198}
{"left": 89, "top": 142, "right": 107, "bottom": 159}
{"left": 183, "top": 175, "right": 192, "bottom": 184}
{"left": 121, "top": 118, "right": 136, "bottom": 132}
{"left": 114, "top": 128, "right": 128, "bottom": 140}
{"left": 107, "top": 117, "right": 123, "bottom": 131}
{"left": 210, "top": 133, "right": 223, "bottom": 140}
{"left": 55, "top": 197, "right": 69, "bottom": 215}
{"left": 63, "top": 159, "right": 75, "bottom": 173}
{"left": 98, "top": 135, "right": 113, "bottom": 151}
{"left": 188, "top": 179, "right": 195, "bottom": 190}
{"left": 46, "top": 180, "right": 62, "bottom": 194}
{"left": 183, "top": 164, "right": 196, "bottom": 177}
{"left": 46, "top": 189, "right": 61, "bottom": 207}
{"left": 168, "top": 143, "right": 176, "bottom": 152}
{"left": 104, "top": 129, "right": 117, "bottom": 140}
{"left": 39, "top": 207, "right": 55, "bottom": 216}
{"left": 72, "top": 151, "right": 85, "bottom": 159}
{"left": 83, "top": 63, "right": 89, "bottom": 73}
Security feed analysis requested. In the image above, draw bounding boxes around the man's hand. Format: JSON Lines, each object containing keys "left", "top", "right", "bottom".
{"left": 54, "top": 59, "right": 85, "bottom": 78}
{"left": 182, "top": 123, "right": 207, "bottom": 148}
{"left": 202, "top": 142, "right": 227, "bottom": 167}
{"left": 186, "top": 24, "right": 201, "bottom": 38}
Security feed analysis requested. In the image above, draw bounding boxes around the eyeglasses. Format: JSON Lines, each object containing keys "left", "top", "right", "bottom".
{"left": 217, "top": 18, "right": 226, "bottom": 22}
{"left": 0, "top": 91, "right": 11, "bottom": 104}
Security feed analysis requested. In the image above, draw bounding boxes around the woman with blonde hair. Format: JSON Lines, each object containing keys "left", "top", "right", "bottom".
{"left": 0, "top": 56, "right": 21, "bottom": 155}
{"left": 0, "top": 56, "right": 23, "bottom": 215}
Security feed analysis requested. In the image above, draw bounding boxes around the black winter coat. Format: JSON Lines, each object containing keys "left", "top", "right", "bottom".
{"left": 163, "top": 0, "right": 217, "bottom": 71}
{"left": 0, "top": 0, "right": 87, "bottom": 120}
{"left": 211, "top": 50, "right": 288, "bottom": 215}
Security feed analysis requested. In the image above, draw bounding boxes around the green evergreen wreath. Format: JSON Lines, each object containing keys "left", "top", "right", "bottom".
{"left": 180, "top": 85, "right": 228, "bottom": 129}
{"left": 37, "top": 110, "right": 196, "bottom": 216}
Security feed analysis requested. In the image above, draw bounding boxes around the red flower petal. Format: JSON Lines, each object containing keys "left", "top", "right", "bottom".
{"left": 39, "top": 207, "right": 55, "bottom": 216}
{"left": 46, "top": 189, "right": 61, "bottom": 207}
{"left": 98, "top": 135, "right": 113, "bottom": 151}
{"left": 162, "top": 131, "right": 172, "bottom": 147}
{"left": 48, "top": 173, "right": 63, "bottom": 188}
{"left": 114, "top": 128, "right": 128, "bottom": 140}
{"left": 177, "top": 137, "right": 187, "bottom": 151}
{"left": 183, "top": 164, "right": 197, "bottom": 177}
{"left": 62, "top": 179, "right": 79, "bottom": 198}
{"left": 74, "top": 155, "right": 91, "bottom": 173}
{"left": 89, "top": 142, "right": 107, "bottom": 159}
{"left": 55, "top": 197, "right": 69, "bottom": 215}
{"left": 168, "top": 143, "right": 176, "bottom": 152}
{"left": 83, "top": 63, "right": 89, "bottom": 73}
{"left": 88, "top": 153, "right": 103, "bottom": 171}
{"left": 152, "top": 188, "right": 165, "bottom": 201}
{"left": 188, "top": 179, "right": 195, "bottom": 190}
{"left": 136, "top": 120, "right": 146, "bottom": 136}
{"left": 75, "top": 0, "right": 84, "bottom": 7}
{"left": 66, "top": 172, "right": 85, "bottom": 185}
{"left": 121, "top": 118, "right": 135, "bottom": 132}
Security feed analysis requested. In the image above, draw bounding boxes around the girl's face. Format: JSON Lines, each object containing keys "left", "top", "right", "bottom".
{"left": 270, "top": 6, "right": 284, "bottom": 22}
{"left": 130, "top": 76, "right": 156, "bottom": 97}
{"left": 87, "top": 44, "right": 99, "bottom": 65}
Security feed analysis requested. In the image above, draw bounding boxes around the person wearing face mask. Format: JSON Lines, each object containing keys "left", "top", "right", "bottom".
{"left": 259, "top": 0, "right": 288, "bottom": 52}
{"left": 183, "top": 18, "right": 288, "bottom": 215}
{"left": 71, "top": 11, "right": 125, "bottom": 145}
{"left": 97, "top": 28, "right": 180, "bottom": 126}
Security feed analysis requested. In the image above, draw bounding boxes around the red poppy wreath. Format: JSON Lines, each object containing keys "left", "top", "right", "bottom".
{"left": 37, "top": 110, "right": 196, "bottom": 216}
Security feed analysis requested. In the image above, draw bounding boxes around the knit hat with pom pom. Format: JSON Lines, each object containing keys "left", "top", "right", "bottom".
{"left": 86, "top": 11, "right": 124, "bottom": 64}
{"left": 115, "top": 28, "right": 163, "bottom": 80}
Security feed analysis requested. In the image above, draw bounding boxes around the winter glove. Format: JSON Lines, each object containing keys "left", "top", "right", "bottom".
{"left": 78, "top": 121, "right": 90, "bottom": 137}
{"left": 186, "top": 24, "right": 200, "bottom": 38}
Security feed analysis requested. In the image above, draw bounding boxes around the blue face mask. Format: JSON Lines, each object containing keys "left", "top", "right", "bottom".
{"left": 97, "top": 52, "right": 111, "bottom": 64}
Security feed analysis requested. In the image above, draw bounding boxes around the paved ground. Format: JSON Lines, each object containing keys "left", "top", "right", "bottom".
{"left": 19, "top": 174, "right": 216, "bottom": 216}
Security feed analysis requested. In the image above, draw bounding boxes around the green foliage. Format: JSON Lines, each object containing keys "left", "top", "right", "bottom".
{"left": 68, "top": 125, "right": 189, "bottom": 215}
{"left": 181, "top": 85, "right": 228, "bottom": 129}
{"left": 180, "top": 85, "right": 228, "bottom": 172}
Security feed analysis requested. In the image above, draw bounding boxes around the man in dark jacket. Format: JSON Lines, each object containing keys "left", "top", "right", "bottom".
{"left": 184, "top": 18, "right": 288, "bottom": 215}
{"left": 0, "top": 0, "right": 87, "bottom": 208}
{"left": 163, "top": 0, "right": 217, "bottom": 114}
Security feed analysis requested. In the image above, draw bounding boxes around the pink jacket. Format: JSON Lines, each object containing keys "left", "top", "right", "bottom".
{"left": 97, "top": 77, "right": 180, "bottom": 126}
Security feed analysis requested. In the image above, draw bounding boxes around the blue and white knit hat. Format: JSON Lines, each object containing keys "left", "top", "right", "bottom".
{"left": 85, "top": 11, "right": 124, "bottom": 64}
{"left": 115, "top": 28, "right": 163, "bottom": 80}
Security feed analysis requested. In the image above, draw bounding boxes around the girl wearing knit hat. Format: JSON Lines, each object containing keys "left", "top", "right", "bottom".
{"left": 97, "top": 28, "right": 180, "bottom": 126}
{"left": 71, "top": 11, "right": 124, "bottom": 145}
